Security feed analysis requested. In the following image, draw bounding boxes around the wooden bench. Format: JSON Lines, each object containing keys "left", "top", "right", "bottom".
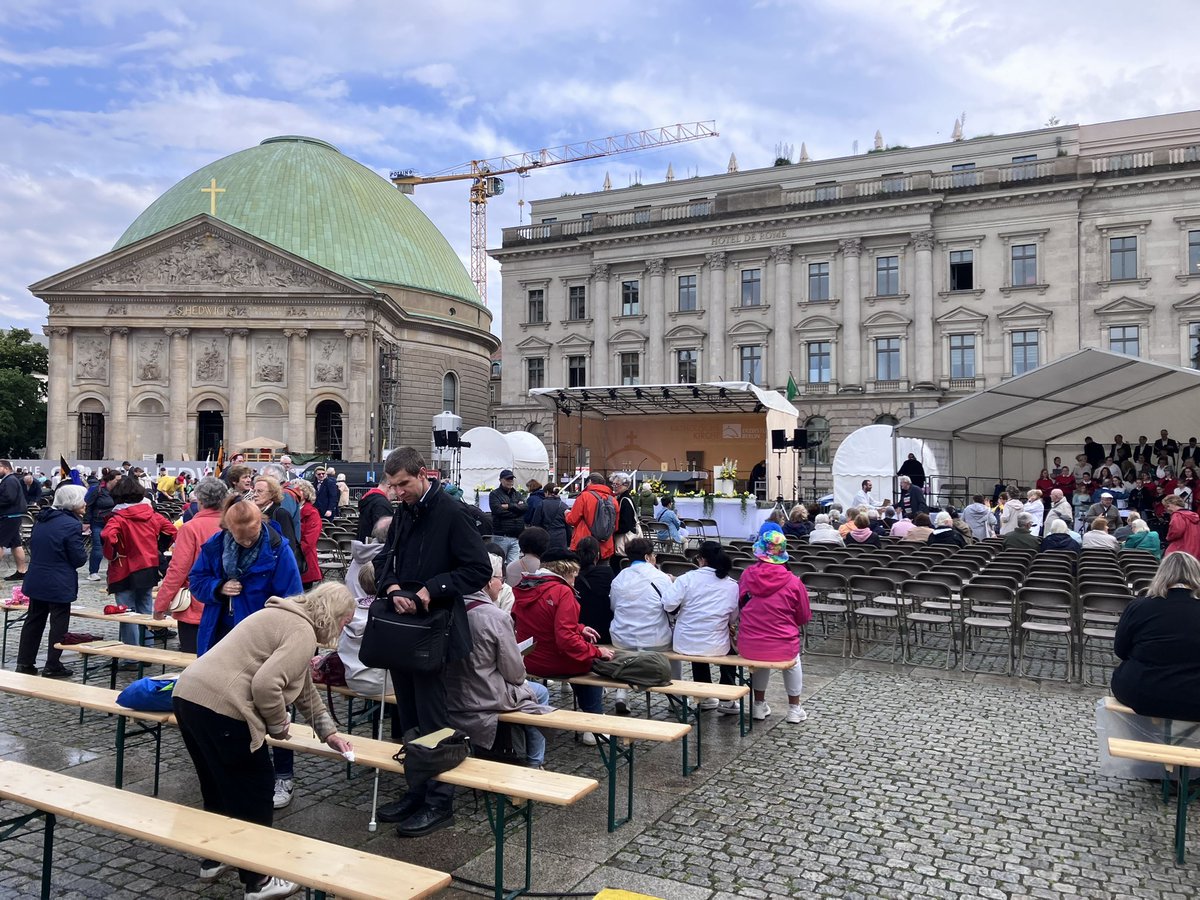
{"left": 1, "top": 599, "right": 28, "bottom": 665}
{"left": 1108, "top": 737, "right": 1200, "bottom": 863}
{"left": 0, "top": 669, "right": 597, "bottom": 900}
{"left": 69, "top": 604, "right": 175, "bottom": 648}
{"left": 659, "top": 648, "right": 797, "bottom": 737}
{"left": 566, "top": 675, "right": 748, "bottom": 776}
{"left": 57, "top": 639, "right": 195, "bottom": 690}
{"left": 0, "top": 759, "right": 450, "bottom": 900}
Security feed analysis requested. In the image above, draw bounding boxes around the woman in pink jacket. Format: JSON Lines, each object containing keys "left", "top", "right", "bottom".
{"left": 154, "top": 477, "right": 228, "bottom": 653}
{"left": 737, "top": 530, "right": 812, "bottom": 724}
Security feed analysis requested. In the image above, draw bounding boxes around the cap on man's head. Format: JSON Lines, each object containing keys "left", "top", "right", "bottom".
{"left": 499, "top": 469, "right": 515, "bottom": 480}
{"left": 314, "top": 464, "right": 326, "bottom": 473}
{"left": 1101, "top": 491, "right": 1113, "bottom": 499}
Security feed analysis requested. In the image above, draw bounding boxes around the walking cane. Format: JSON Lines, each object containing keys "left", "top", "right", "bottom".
{"left": 367, "top": 670, "right": 389, "bottom": 832}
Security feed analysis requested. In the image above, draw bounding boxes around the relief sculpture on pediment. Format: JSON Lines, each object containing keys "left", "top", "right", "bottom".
{"left": 90, "top": 232, "right": 322, "bottom": 289}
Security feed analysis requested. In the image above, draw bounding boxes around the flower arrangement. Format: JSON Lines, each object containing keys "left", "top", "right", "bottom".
{"left": 645, "top": 478, "right": 666, "bottom": 495}
{"left": 702, "top": 492, "right": 715, "bottom": 516}
{"left": 717, "top": 458, "right": 739, "bottom": 482}
{"left": 739, "top": 491, "right": 751, "bottom": 513}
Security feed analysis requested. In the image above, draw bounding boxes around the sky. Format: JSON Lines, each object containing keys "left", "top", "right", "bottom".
{"left": 2, "top": 0, "right": 1199, "bottom": 338}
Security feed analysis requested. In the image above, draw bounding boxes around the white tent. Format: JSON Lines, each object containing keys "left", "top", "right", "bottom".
{"left": 503, "top": 431, "right": 551, "bottom": 487}
{"left": 459, "top": 427, "right": 515, "bottom": 493}
{"left": 832, "top": 424, "right": 938, "bottom": 510}
{"left": 897, "top": 348, "right": 1200, "bottom": 485}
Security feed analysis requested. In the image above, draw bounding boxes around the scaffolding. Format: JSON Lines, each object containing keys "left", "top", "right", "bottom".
{"left": 377, "top": 340, "right": 402, "bottom": 457}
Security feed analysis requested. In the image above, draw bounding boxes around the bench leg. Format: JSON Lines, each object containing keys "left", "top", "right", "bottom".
{"left": 152, "top": 722, "right": 162, "bottom": 796}
{"left": 482, "top": 793, "right": 533, "bottom": 900}
{"left": 736, "top": 666, "right": 751, "bottom": 737}
{"left": 0, "top": 808, "right": 55, "bottom": 900}
{"left": 1176, "top": 765, "right": 1192, "bottom": 864}
{"left": 595, "top": 736, "right": 635, "bottom": 832}
{"left": 115, "top": 715, "right": 127, "bottom": 788}
{"left": 679, "top": 698, "right": 701, "bottom": 776}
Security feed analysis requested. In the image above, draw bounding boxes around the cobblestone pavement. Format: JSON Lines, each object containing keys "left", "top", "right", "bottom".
{"left": 1, "top": 564, "right": 1198, "bottom": 898}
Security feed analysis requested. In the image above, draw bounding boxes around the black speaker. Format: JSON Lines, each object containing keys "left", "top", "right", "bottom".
{"left": 771, "top": 429, "right": 789, "bottom": 451}
{"left": 155, "top": 453, "right": 165, "bottom": 465}
{"left": 793, "top": 428, "right": 808, "bottom": 449}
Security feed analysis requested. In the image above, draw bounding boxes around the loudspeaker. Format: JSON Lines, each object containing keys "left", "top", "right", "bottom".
{"left": 155, "top": 453, "right": 165, "bottom": 465}
{"left": 793, "top": 429, "right": 808, "bottom": 449}
{"left": 771, "top": 429, "right": 789, "bottom": 451}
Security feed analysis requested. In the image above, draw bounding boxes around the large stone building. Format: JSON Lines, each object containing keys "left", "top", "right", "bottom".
{"left": 490, "top": 110, "right": 1200, "bottom": 476}
{"left": 32, "top": 136, "right": 497, "bottom": 461}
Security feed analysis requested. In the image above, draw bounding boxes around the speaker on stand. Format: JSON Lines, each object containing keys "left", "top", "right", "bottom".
{"left": 770, "top": 429, "right": 790, "bottom": 513}
{"left": 791, "top": 429, "right": 808, "bottom": 504}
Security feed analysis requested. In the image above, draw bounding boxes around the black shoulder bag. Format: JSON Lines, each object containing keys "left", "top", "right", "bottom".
{"left": 359, "top": 582, "right": 454, "bottom": 673}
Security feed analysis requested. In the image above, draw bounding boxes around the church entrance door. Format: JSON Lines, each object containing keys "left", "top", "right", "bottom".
{"left": 198, "top": 411, "right": 224, "bottom": 460}
{"left": 315, "top": 400, "right": 343, "bottom": 459}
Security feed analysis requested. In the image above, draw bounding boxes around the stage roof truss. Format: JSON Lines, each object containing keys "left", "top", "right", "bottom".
{"left": 530, "top": 382, "right": 794, "bottom": 418}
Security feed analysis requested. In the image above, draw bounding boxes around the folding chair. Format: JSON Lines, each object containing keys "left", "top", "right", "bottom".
{"left": 901, "top": 579, "right": 959, "bottom": 669}
{"left": 1016, "top": 586, "right": 1075, "bottom": 681}
{"left": 799, "top": 572, "right": 851, "bottom": 658}
{"left": 847, "top": 575, "right": 903, "bottom": 662}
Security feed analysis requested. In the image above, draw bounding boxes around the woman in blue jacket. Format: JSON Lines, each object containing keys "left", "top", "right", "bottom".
{"left": 188, "top": 497, "right": 303, "bottom": 657}
{"left": 16, "top": 485, "right": 88, "bottom": 678}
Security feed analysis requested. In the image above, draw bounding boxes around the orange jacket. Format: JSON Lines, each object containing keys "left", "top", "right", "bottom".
{"left": 565, "top": 484, "right": 615, "bottom": 559}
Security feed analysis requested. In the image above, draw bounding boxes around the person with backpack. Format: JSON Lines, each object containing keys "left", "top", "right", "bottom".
{"left": 566, "top": 473, "right": 617, "bottom": 560}
{"left": 101, "top": 475, "right": 177, "bottom": 647}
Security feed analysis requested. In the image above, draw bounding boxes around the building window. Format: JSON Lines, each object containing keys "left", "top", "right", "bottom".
{"left": 951, "top": 162, "right": 976, "bottom": 188}
{"left": 1011, "top": 330, "right": 1039, "bottom": 375}
{"left": 621, "top": 280, "right": 640, "bottom": 316}
{"left": 619, "top": 352, "right": 640, "bottom": 385}
{"left": 1110, "top": 236, "right": 1138, "bottom": 281}
{"left": 526, "top": 357, "right": 545, "bottom": 389}
{"left": 568, "top": 285, "right": 586, "bottom": 320}
{"left": 875, "top": 256, "right": 899, "bottom": 296}
{"left": 441, "top": 372, "right": 458, "bottom": 414}
{"left": 1011, "top": 153, "right": 1038, "bottom": 180}
{"left": 1109, "top": 325, "right": 1140, "bottom": 357}
{"left": 948, "top": 334, "right": 976, "bottom": 379}
{"left": 876, "top": 336, "right": 901, "bottom": 381}
{"left": 488, "top": 383, "right": 496, "bottom": 404}
{"left": 527, "top": 288, "right": 545, "bottom": 323}
{"left": 1189, "top": 323, "right": 1200, "bottom": 369}
{"left": 567, "top": 355, "right": 587, "bottom": 388}
{"left": 805, "top": 416, "right": 830, "bottom": 465}
{"left": 489, "top": 415, "right": 498, "bottom": 429}
{"left": 807, "top": 341, "right": 831, "bottom": 383}
{"left": 677, "top": 348, "right": 698, "bottom": 383}
{"left": 808, "top": 262, "right": 830, "bottom": 301}
{"left": 1011, "top": 244, "right": 1037, "bottom": 286}
{"left": 490, "top": 359, "right": 501, "bottom": 378}
{"left": 1189, "top": 231, "right": 1200, "bottom": 276}
{"left": 740, "top": 269, "right": 762, "bottom": 307}
{"left": 677, "top": 274, "right": 697, "bottom": 311}
{"left": 949, "top": 250, "right": 974, "bottom": 291}
{"left": 739, "top": 345, "right": 763, "bottom": 384}
{"left": 874, "top": 413, "right": 900, "bottom": 426}
{"left": 78, "top": 412, "right": 105, "bottom": 459}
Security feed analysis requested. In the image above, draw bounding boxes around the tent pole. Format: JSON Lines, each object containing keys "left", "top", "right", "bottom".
{"left": 998, "top": 441, "right": 1005, "bottom": 489}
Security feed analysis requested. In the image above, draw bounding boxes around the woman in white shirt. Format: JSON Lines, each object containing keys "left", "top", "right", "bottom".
{"left": 661, "top": 542, "right": 740, "bottom": 713}
{"left": 998, "top": 492, "right": 1024, "bottom": 536}
{"left": 608, "top": 537, "right": 678, "bottom": 713}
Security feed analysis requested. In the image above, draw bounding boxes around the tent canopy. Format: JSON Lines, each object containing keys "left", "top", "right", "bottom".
{"left": 898, "top": 349, "right": 1200, "bottom": 451}
{"left": 232, "top": 435, "right": 287, "bottom": 450}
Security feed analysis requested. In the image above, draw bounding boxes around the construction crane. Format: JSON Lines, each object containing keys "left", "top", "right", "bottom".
{"left": 391, "top": 121, "right": 718, "bottom": 305}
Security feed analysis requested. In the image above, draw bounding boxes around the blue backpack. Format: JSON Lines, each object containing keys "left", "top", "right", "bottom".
{"left": 116, "top": 676, "right": 178, "bottom": 712}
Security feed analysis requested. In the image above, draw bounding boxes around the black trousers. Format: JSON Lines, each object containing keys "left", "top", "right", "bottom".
{"left": 691, "top": 662, "right": 737, "bottom": 685}
{"left": 173, "top": 697, "right": 274, "bottom": 887}
{"left": 16, "top": 600, "right": 70, "bottom": 670}
{"left": 388, "top": 667, "right": 455, "bottom": 812}
{"left": 176, "top": 621, "right": 199, "bottom": 655}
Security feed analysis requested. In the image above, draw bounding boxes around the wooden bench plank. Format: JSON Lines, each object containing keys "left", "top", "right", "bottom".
{"left": 498, "top": 709, "right": 690, "bottom": 742}
{"left": 57, "top": 640, "right": 195, "bottom": 668}
{"left": 0, "top": 759, "right": 450, "bottom": 900}
{"left": 70, "top": 605, "right": 175, "bottom": 629}
{"left": 1108, "top": 737, "right": 1200, "bottom": 767}
{"left": 0, "top": 668, "right": 172, "bottom": 725}
{"left": 603, "top": 647, "right": 796, "bottom": 670}
{"left": 566, "top": 676, "right": 748, "bottom": 701}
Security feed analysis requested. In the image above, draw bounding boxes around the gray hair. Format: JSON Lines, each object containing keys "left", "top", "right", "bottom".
{"left": 934, "top": 511, "right": 953, "bottom": 527}
{"left": 52, "top": 484, "right": 86, "bottom": 510}
{"left": 193, "top": 477, "right": 229, "bottom": 510}
{"left": 259, "top": 463, "right": 287, "bottom": 482}
{"left": 1017, "top": 513, "right": 1035, "bottom": 528}
{"left": 371, "top": 515, "right": 393, "bottom": 544}
{"left": 296, "top": 583, "right": 356, "bottom": 645}
{"left": 814, "top": 513, "right": 830, "bottom": 525}
{"left": 1147, "top": 551, "right": 1200, "bottom": 599}
{"left": 1049, "top": 519, "right": 1068, "bottom": 534}
{"left": 1130, "top": 518, "right": 1149, "bottom": 533}
{"left": 288, "top": 478, "right": 316, "bottom": 503}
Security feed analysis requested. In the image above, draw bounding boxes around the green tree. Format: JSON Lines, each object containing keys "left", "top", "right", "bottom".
{"left": 0, "top": 329, "right": 48, "bottom": 457}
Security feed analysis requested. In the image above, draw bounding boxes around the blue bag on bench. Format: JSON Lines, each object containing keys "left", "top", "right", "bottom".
{"left": 116, "top": 676, "right": 178, "bottom": 712}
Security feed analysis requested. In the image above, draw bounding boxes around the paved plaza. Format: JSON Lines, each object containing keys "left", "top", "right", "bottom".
{"left": 0, "top": 571, "right": 1196, "bottom": 899}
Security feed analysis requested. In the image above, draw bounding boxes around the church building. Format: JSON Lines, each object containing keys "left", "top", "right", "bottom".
{"left": 31, "top": 135, "right": 497, "bottom": 461}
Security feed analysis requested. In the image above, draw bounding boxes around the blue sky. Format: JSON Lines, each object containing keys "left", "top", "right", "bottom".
{"left": 2, "top": 0, "right": 1199, "bottom": 336}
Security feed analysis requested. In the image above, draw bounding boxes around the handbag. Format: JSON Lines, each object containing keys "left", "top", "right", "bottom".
{"left": 167, "top": 586, "right": 192, "bottom": 614}
{"left": 359, "top": 582, "right": 453, "bottom": 673}
{"left": 392, "top": 727, "right": 470, "bottom": 793}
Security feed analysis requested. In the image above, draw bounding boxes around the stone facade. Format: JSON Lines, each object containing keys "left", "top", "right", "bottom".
{"left": 491, "top": 110, "right": 1200, "bottom": 472}
{"left": 33, "top": 217, "right": 497, "bottom": 461}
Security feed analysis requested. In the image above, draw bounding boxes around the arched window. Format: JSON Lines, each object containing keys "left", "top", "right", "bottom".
{"left": 442, "top": 372, "right": 458, "bottom": 415}
{"left": 78, "top": 398, "right": 105, "bottom": 459}
{"left": 314, "top": 400, "right": 344, "bottom": 459}
{"left": 805, "top": 415, "right": 830, "bottom": 465}
{"left": 874, "top": 413, "right": 900, "bottom": 426}
{"left": 526, "top": 421, "right": 543, "bottom": 438}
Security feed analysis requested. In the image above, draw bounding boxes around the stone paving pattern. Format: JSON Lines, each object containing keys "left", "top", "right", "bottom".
{"left": 1, "top": 569, "right": 1197, "bottom": 899}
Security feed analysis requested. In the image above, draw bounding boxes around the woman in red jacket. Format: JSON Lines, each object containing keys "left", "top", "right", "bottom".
{"left": 154, "top": 477, "right": 228, "bottom": 653}
{"left": 288, "top": 478, "right": 323, "bottom": 588}
{"left": 512, "top": 548, "right": 613, "bottom": 733}
{"left": 102, "top": 475, "right": 177, "bottom": 646}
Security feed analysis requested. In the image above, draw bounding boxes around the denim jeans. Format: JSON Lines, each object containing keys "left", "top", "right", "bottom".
{"left": 88, "top": 531, "right": 104, "bottom": 575}
{"left": 572, "top": 683, "right": 603, "bottom": 714}
{"left": 491, "top": 536, "right": 519, "bottom": 567}
{"left": 115, "top": 586, "right": 154, "bottom": 646}
{"left": 524, "top": 681, "right": 549, "bottom": 766}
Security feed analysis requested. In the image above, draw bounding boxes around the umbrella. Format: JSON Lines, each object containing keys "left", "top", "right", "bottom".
{"left": 231, "top": 436, "right": 288, "bottom": 451}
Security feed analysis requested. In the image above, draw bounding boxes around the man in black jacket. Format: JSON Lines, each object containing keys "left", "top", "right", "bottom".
{"left": 0, "top": 460, "right": 28, "bottom": 580}
{"left": 487, "top": 469, "right": 526, "bottom": 565}
{"left": 373, "top": 447, "right": 491, "bottom": 838}
{"left": 355, "top": 482, "right": 395, "bottom": 542}
{"left": 898, "top": 476, "right": 928, "bottom": 519}
{"left": 897, "top": 453, "right": 926, "bottom": 488}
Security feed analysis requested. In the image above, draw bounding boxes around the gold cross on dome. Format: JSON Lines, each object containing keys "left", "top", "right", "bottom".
{"left": 200, "top": 178, "right": 225, "bottom": 216}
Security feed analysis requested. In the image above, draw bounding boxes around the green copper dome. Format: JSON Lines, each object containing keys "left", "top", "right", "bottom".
{"left": 114, "top": 136, "right": 481, "bottom": 306}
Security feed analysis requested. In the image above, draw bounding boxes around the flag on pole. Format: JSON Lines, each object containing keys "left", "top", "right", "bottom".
{"left": 214, "top": 443, "right": 225, "bottom": 479}
{"left": 59, "top": 455, "right": 70, "bottom": 481}
{"left": 786, "top": 373, "right": 799, "bottom": 402}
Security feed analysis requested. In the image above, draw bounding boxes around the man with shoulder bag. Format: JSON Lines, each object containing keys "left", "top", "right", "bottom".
{"left": 370, "top": 448, "right": 491, "bottom": 838}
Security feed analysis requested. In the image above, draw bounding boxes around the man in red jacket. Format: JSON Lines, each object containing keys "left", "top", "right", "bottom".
{"left": 1164, "top": 494, "right": 1200, "bottom": 557}
{"left": 565, "top": 473, "right": 616, "bottom": 559}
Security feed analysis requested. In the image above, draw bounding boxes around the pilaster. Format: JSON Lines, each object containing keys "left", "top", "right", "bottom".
{"left": 226, "top": 328, "right": 249, "bottom": 446}
{"left": 284, "top": 329, "right": 309, "bottom": 452}
{"left": 771, "top": 245, "right": 793, "bottom": 389}
{"left": 165, "top": 328, "right": 189, "bottom": 458}
{"left": 839, "top": 239, "right": 864, "bottom": 392}
{"left": 646, "top": 258, "right": 666, "bottom": 383}
{"left": 105, "top": 327, "right": 130, "bottom": 459}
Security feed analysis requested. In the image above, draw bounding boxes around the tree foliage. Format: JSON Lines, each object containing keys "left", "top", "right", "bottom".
{"left": 0, "top": 329, "right": 48, "bottom": 457}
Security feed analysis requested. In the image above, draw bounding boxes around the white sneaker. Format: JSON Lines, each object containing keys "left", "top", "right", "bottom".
{"left": 272, "top": 778, "right": 294, "bottom": 809}
{"left": 752, "top": 701, "right": 772, "bottom": 721}
{"left": 245, "top": 876, "right": 301, "bottom": 900}
{"left": 786, "top": 705, "right": 808, "bottom": 724}
{"left": 580, "top": 731, "right": 597, "bottom": 746}
{"left": 86, "top": 573, "right": 102, "bottom": 582}
{"left": 699, "top": 697, "right": 719, "bottom": 711}
{"left": 717, "top": 700, "right": 740, "bottom": 716}
{"left": 198, "top": 859, "right": 230, "bottom": 882}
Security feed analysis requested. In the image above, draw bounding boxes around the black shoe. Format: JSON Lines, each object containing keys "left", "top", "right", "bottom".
{"left": 376, "top": 796, "right": 425, "bottom": 824}
{"left": 41, "top": 665, "right": 74, "bottom": 679}
{"left": 5, "top": 572, "right": 25, "bottom": 581}
{"left": 395, "top": 807, "right": 454, "bottom": 838}
{"left": 14, "top": 664, "right": 37, "bottom": 676}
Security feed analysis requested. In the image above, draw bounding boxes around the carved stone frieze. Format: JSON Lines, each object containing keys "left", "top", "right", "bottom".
{"left": 134, "top": 336, "right": 167, "bottom": 384}
{"left": 312, "top": 336, "right": 346, "bottom": 385}
{"left": 255, "top": 337, "right": 286, "bottom": 385}
{"left": 193, "top": 335, "right": 227, "bottom": 385}
{"left": 74, "top": 334, "right": 109, "bottom": 382}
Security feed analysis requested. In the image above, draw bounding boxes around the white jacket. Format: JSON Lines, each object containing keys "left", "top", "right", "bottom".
{"left": 999, "top": 499, "right": 1024, "bottom": 535}
{"left": 609, "top": 561, "right": 674, "bottom": 649}
{"left": 660, "top": 566, "right": 739, "bottom": 656}
{"left": 809, "top": 524, "right": 844, "bottom": 545}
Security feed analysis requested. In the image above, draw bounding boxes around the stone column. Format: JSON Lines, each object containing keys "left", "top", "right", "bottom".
{"left": 44, "top": 327, "right": 70, "bottom": 455}
{"left": 284, "top": 328, "right": 309, "bottom": 453}
{"left": 911, "top": 230, "right": 936, "bottom": 389}
{"left": 646, "top": 258, "right": 666, "bottom": 383}
{"left": 705, "top": 252, "right": 727, "bottom": 380}
{"left": 839, "top": 239, "right": 864, "bottom": 391}
{"left": 165, "top": 328, "right": 189, "bottom": 459}
{"left": 105, "top": 327, "right": 129, "bottom": 460}
{"left": 226, "top": 328, "right": 249, "bottom": 447}
{"left": 590, "top": 264, "right": 611, "bottom": 385}
{"left": 771, "top": 245, "right": 793, "bottom": 389}
{"left": 346, "top": 330, "right": 368, "bottom": 459}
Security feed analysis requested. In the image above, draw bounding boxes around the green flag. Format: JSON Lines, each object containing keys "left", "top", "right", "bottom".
{"left": 786, "top": 373, "right": 799, "bottom": 401}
